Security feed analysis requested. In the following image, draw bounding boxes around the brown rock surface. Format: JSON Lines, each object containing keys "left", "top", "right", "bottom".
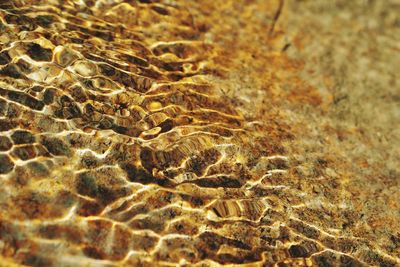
{"left": 0, "top": 0, "right": 399, "bottom": 266}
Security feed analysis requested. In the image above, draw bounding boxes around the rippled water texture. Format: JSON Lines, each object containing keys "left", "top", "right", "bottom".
{"left": 0, "top": 0, "right": 399, "bottom": 266}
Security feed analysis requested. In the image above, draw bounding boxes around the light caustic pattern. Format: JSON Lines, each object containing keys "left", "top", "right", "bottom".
{"left": 0, "top": 1, "right": 398, "bottom": 267}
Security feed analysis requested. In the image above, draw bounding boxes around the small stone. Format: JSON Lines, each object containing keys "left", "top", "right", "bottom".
{"left": 27, "top": 161, "right": 49, "bottom": 177}
{"left": 11, "top": 130, "right": 35, "bottom": 144}
{"left": 0, "top": 154, "right": 14, "bottom": 174}
{"left": 289, "top": 244, "right": 309, "bottom": 258}
{"left": 0, "top": 136, "right": 12, "bottom": 151}
{"left": 27, "top": 43, "right": 53, "bottom": 61}
{"left": 0, "top": 99, "right": 7, "bottom": 116}
{"left": 0, "top": 119, "right": 17, "bottom": 132}
{"left": 7, "top": 90, "right": 45, "bottom": 110}
{"left": 99, "top": 63, "right": 115, "bottom": 76}
{"left": 158, "top": 119, "right": 173, "bottom": 133}
{"left": 71, "top": 86, "right": 88, "bottom": 103}
{"left": 43, "top": 88, "right": 56, "bottom": 105}
{"left": 41, "top": 137, "right": 71, "bottom": 156}
{"left": 6, "top": 103, "right": 21, "bottom": 118}
{"left": 76, "top": 172, "right": 98, "bottom": 197}
{"left": 0, "top": 64, "right": 24, "bottom": 79}
{"left": 12, "top": 145, "right": 36, "bottom": 160}
{"left": 35, "top": 15, "right": 54, "bottom": 28}
{"left": 0, "top": 51, "right": 11, "bottom": 65}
